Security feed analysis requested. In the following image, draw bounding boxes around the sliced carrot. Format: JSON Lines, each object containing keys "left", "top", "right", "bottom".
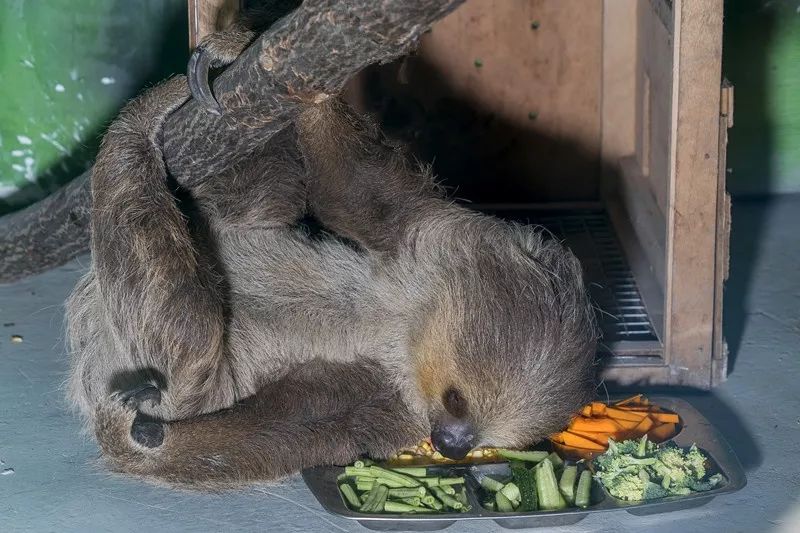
{"left": 614, "top": 394, "right": 649, "bottom": 407}
{"left": 648, "top": 412, "right": 680, "bottom": 424}
{"left": 568, "top": 429, "right": 610, "bottom": 446}
{"left": 630, "top": 415, "right": 654, "bottom": 435}
{"left": 549, "top": 432, "right": 566, "bottom": 444}
{"left": 609, "top": 418, "right": 641, "bottom": 430}
{"left": 569, "top": 416, "right": 620, "bottom": 433}
{"left": 606, "top": 407, "right": 647, "bottom": 422}
{"left": 648, "top": 422, "right": 678, "bottom": 442}
{"left": 580, "top": 405, "right": 592, "bottom": 417}
{"left": 551, "top": 441, "right": 602, "bottom": 461}
{"left": 614, "top": 405, "right": 657, "bottom": 412}
{"left": 562, "top": 431, "right": 607, "bottom": 450}
{"left": 590, "top": 402, "right": 607, "bottom": 416}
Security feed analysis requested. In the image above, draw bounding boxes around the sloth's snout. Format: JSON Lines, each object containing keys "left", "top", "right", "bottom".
{"left": 431, "top": 416, "right": 475, "bottom": 460}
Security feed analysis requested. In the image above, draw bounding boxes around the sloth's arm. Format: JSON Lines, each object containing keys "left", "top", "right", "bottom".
{"left": 95, "top": 359, "right": 427, "bottom": 487}
{"left": 90, "top": 77, "right": 232, "bottom": 417}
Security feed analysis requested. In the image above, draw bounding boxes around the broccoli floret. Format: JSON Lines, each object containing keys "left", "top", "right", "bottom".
{"left": 689, "top": 473, "right": 724, "bottom": 492}
{"left": 643, "top": 481, "right": 669, "bottom": 500}
{"left": 601, "top": 471, "right": 647, "bottom": 501}
{"left": 608, "top": 438, "right": 640, "bottom": 456}
{"left": 599, "top": 470, "right": 668, "bottom": 501}
{"left": 684, "top": 444, "right": 708, "bottom": 479}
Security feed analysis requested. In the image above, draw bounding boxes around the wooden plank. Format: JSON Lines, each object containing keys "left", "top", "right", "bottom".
{"left": 711, "top": 82, "right": 734, "bottom": 386}
{"left": 635, "top": 1, "right": 675, "bottom": 217}
{"left": 188, "top": 0, "right": 242, "bottom": 49}
{"left": 347, "top": 0, "right": 603, "bottom": 203}
{"left": 616, "top": 156, "right": 667, "bottom": 292}
{"left": 600, "top": 0, "right": 637, "bottom": 179}
{"left": 663, "top": 0, "right": 724, "bottom": 389}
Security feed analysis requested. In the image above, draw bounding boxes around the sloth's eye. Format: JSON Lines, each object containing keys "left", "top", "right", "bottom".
{"left": 442, "top": 387, "right": 468, "bottom": 418}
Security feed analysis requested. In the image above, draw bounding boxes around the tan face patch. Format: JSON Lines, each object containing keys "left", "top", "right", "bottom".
{"left": 411, "top": 309, "right": 458, "bottom": 405}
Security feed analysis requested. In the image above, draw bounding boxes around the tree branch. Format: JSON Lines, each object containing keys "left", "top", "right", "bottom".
{"left": 0, "top": 0, "right": 464, "bottom": 283}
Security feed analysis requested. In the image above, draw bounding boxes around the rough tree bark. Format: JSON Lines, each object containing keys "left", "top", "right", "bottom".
{"left": 0, "top": 0, "right": 464, "bottom": 283}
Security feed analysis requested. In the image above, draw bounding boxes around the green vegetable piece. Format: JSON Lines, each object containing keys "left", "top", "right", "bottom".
{"left": 389, "top": 467, "right": 428, "bottom": 477}
{"left": 431, "top": 486, "right": 463, "bottom": 510}
{"left": 360, "top": 484, "right": 389, "bottom": 513}
{"left": 455, "top": 487, "right": 470, "bottom": 509}
{"left": 535, "top": 459, "right": 568, "bottom": 510}
{"left": 511, "top": 465, "right": 538, "bottom": 512}
{"left": 558, "top": 465, "right": 578, "bottom": 505}
{"left": 497, "top": 449, "right": 549, "bottom": 463}
{"left": 546, "top": 452, "right": 564, "bottom": 472}
{"left": 636, "top": 434, "right": 650, "bottom": 458}
{"left": 344, "top": 466, "right": 373, "bottom": 478}
{"left": 575, "top": 470, "right": 592, "bottom": 508}
{"left": 368, "top": 466, "right": 420, "bottom": 487}
{"left": 353, "top": 459, "right": 374, "bottom": 468}
{"left": 387, "top": 487, "right": 427, "bottom": 498}
{"left": 398, "top": 497, "right": 422, "bottom": 507}
{"left": 356, "top": 481, "right": 374, "bottom": 492}
{"left": 421, "top": 494, "right": 443, "bottom": 510}
{"left": 339, "top": 483, "right": 362, "bottom": 509}
{"left": 495, "top": 490, "right": 515, "bottom": 512}
{"left": 472, "top": 468, "right": 506, "bottom": 492}
{"left": 500, "top": 482, "right": 521, "bottom": 503}
{"left": 384, "top": 501, "right": 435, "bottom": 513}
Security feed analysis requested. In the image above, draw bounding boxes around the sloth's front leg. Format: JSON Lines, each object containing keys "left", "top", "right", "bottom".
{"left": 94, "top": 360, "right": 428, "bottom": 487}
{"left": 188, "top": 1, "right": 300, "bottom": 113}
{"left": 296, "top": 99, "right": 453, "bottom": 254}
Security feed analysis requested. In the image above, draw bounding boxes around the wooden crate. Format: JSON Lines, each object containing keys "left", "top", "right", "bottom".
{"left": 190, "top": 0, "right": 731, "bottom": 389}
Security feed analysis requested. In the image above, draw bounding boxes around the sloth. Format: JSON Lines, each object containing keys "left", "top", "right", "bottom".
{"left": 65, "top": 5, "right": 597, "bottom": 489}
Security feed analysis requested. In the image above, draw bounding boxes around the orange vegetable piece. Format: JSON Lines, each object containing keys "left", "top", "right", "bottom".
{"left": 549, "top": 432, "right": 566, "bottom": 444}
{"left": 568, "top": 429, "right": 610, "bottom": 446}
{"left": 649, "top": 412, "right": 680, "bottom": 424}
{"left": 648, "top": 422, "right": 678, "bottom": 442}
{"left": 561, "top": 431, "right": 607, "bottom": 451}
{"left": 615, "top": 394, "right": 649, "bottom": 407}
{"left": 569, "top": 416, "right": 620, "bottom": 433}
{"left": 606, "top": 407, "right": 647, "bottom": 422}
{"left": 580, "top": 405, "right": 592, "bottom": 417}
{"left": 609, "top": 418, "right": 640, "bottom": 430}
{"left": 590, "top": 402, "right": 607, "bottom": 416}
{"left": 630, "top": 415, "right": 654, "bottom": 435}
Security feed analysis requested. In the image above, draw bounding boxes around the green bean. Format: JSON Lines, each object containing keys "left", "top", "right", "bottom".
{"left": 368, "top": 466, "right": 421, "bottom": 487}
{"left": 384, "top": 501, "right": 435, "bottom": 513}
{"left": 338, "top": 483, "right": 361, "bottom": 509}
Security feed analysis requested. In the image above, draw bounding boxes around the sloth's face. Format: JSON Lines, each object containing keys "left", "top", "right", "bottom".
{"left": 412, "top": 233, "right": 596, "bottom": 459}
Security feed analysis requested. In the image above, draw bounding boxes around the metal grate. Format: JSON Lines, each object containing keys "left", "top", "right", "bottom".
{"left": 533, "top": 213, "right": 659, "bottom": 345}
{"left": 478, "top": 208, "right": 660, "bottom": 356}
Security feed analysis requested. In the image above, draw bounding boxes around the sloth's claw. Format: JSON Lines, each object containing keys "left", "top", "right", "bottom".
{"left": 188, "top": 46, "right": 223, "bottom": 115}
{"left": 119, "top": 383, "right": 161, "bottom": 410}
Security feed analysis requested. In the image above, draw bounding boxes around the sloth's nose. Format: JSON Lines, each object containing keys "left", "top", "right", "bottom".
{"left": 431, "top": 419, "right": 476, "bottom": 460}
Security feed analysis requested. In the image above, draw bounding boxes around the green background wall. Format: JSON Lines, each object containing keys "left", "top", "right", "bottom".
{"left": 723, "top": 0, "right": 800, "bottom": 196}
{"left": 0, "top": 0, "right": 798, "bottom": 214}
{"left": 0, "top": 0, "right": 187, "bottom": 215}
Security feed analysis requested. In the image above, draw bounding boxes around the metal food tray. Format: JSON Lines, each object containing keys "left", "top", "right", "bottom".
{"left": 302, "top": 396, "right": 746, "bottom": 530}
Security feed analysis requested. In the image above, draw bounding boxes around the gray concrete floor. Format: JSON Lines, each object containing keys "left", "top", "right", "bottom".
{"left": 1, "top": 197, "right": 799, "bottom": 533}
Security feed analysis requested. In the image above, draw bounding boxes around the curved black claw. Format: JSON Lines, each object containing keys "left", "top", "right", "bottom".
{"left": 188, "top": 46, "right": 223, "bottom": 115}
{"left": 131, "top": 414, "right": 165, "bottom": 448}
{"left": 119, "top": 384, "right": 162, "bottom": 410}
